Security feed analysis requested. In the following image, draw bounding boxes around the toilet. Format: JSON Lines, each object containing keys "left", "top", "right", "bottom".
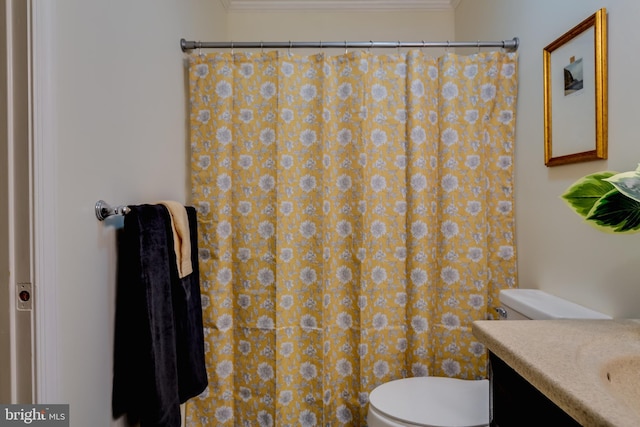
{"left": 367, "top": 289, "right": 611, "bottom": 427}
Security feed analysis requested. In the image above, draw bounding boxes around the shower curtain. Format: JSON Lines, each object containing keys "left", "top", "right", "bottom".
{"left": 187, "top": 49, "right": 518, "bottom": 426}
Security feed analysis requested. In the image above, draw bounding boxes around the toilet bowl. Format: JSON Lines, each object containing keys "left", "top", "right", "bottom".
{"left": 366, "top": 289, "right": 611, "bottom": 427}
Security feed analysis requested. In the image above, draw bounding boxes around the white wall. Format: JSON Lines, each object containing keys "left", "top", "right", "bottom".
{"left": 43, "top": 1, "right": 640, "bottom": 424}
{"left": 456, "top": 0, "right": 640, "bottom": 318}
{"left": 231, "top": 3, "right": 640, "bottom": 318}
{"left": 49, "top": 1, "right": 226, "bottom": 425}
{"left": 227, "top": 9, "right": 454, "bottom": 55}
{"left": 42, "top": 7, "right": 448, "bottom": 425}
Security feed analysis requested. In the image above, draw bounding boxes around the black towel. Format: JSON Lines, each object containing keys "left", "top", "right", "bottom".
{"left": 112, "top": 204, "right": 207, "bottom": 427}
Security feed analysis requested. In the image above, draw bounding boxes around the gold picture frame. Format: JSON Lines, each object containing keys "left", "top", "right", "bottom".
{"left": 543, "top": 8, "right": 608, "bottom": 166}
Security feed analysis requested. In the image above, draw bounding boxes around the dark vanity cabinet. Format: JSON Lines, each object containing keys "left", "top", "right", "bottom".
{"left": 489, "top": 352, "right": 582, "bottom": 427}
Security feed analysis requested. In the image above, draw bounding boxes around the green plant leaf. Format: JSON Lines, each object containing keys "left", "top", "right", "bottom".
{"left": 604, "top": 167, "right": 640, "bottom": 203}
{"left": 586, "top": 189, "right": 640, "bottom": 233}
{"left": 561, "top": 172, "right": 617, "bottom": 217}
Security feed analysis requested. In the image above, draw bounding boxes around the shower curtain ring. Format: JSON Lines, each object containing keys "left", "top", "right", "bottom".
{"left": 446, "top": 40, "right": 450, "bottom": 53}
{"left": 288, "top": 41, "right": 292, "bottom": 56}
{"left": 477, "top": 40, "right": 481, "bottom": 52}
{"left": 369, "top": 40, "right": 373, "bottom": 53}
{"left": 261, "top": 41, "right": 264, "bottom": 54}
{"left": 344, "top": 40, "right": 348, "bottom": 55}
{"left": 231, "top": 41, "right": 234, "bottom": 55}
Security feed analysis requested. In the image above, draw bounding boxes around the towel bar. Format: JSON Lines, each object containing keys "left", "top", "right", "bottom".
{"left": 95, "top": 200, "right": 130, "bottom": 221}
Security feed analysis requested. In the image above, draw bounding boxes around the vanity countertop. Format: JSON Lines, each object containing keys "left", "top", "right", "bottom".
{"left": 473, "top": 319, "right": 640, "bottom": 427}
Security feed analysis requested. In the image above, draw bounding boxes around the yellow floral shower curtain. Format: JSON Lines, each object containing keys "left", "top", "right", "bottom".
{"left": 187, "top": 50, "right": 518, "bottom": 426}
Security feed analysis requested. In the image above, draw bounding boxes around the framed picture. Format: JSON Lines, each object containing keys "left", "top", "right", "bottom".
{"left": 543, "top": 8, "right": 608, "bottom": 166}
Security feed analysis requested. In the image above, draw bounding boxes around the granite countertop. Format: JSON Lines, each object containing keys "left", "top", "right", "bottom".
{"left": 473, "top": 319, "right": 640, "bottom": 427}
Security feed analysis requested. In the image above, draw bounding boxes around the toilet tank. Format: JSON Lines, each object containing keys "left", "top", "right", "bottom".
{"left": 497, "top": 289, "right": 611, "bottom": 320}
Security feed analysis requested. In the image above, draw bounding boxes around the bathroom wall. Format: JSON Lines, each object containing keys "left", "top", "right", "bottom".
{"left": 41, "top": 0, "right": 640, "bottom": 425}
{"left": 48, "top": 6, "right": 448, "bottom": 425}
{"left": 48, "top": 0, "right": 225, "bottom": 425}
{"left": 230, "top": 2, "right": 640, "bottom": 318}
{"left": 227, "top": 9, "right": 454, "bottom": 55}
{"left": 456, "top": 0, "right": 640, "bottom": 318}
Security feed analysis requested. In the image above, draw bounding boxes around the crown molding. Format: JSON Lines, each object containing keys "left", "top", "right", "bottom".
{"left": 224, "top": 0, "right": 460, "bottom": 12}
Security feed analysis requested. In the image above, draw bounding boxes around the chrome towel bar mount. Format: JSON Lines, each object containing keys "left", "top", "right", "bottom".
{"left": 95, "top": 200, "right": 130, "bottom": 221}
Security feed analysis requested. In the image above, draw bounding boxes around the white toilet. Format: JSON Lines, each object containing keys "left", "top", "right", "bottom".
{"left": 367, "top": 289, "right": 611, "bottom": 427}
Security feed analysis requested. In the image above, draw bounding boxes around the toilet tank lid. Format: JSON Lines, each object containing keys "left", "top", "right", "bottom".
{"left": 499, "top": 289, "right": 612, "bottom": 320}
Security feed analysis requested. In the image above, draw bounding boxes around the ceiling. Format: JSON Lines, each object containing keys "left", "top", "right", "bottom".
{"left": 221, "top": 0, "right": 461, "bottom": 11}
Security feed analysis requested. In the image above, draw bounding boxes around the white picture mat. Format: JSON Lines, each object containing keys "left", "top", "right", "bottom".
{"left": 550, "top": 28, "right": 595, "bottom": 157}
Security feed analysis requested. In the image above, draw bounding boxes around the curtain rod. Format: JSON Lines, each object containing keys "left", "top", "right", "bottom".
{"left": 180, "top": 37, "right": 519, "bottom": 53}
